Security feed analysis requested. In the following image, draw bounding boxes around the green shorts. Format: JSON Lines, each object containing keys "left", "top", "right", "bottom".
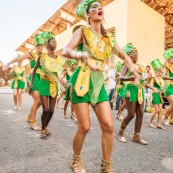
{"left": 152, "top": 92, "right": 162, "bottom": 104}
{"left": 28, "top": 73, "right": 40, "bottom": 91}
{"left": 11, "top": 80, "right": 25, "bottom": 89}
{"left": 123, "top": 84, "right": 144, "bottom": 102}
{"left": 39, "top": 79, "right": 58, "bottom": 97}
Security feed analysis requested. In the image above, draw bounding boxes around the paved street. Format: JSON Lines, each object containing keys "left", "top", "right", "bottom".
{"left": 0, "top": 93, "right": 173, "bottom": 173}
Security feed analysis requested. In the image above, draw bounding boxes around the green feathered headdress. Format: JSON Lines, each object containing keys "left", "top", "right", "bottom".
{"left": 76, "top": 0, "right": 98, "bottom": 21}
{"left": 122, "top": 43, "right": 137, "bottom": 55}
{"left": 150, "top": 59, "right": 163, "bottom": 71}
{"left": 34, "top": 33, "right": 45, "bottom": 45}
{"left": 41, "top": 31, "right": 55, "bottom": 45}
{"left": 163, "top": 48, "right": 173, "bottom": 61}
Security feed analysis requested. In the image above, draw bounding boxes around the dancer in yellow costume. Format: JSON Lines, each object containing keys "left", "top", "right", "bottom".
{"left": 147, "top": 59, "right": 166, "bottom": 130}
{"left": 62, "top": 1, "right": 140, "bottom": 172}
{"left": 9, "top": 61, "right": 25, "bottom": 110}
{"left": 162, "top": 48, "right": 173, "bottom": 126}
{"left": 30, "top": 31, "right": 64, "bottom": 139}
{"left": 117, "top": 43, "right": 158, "bottom": 145}
{"left": 3, "top": 33, "right": 44, "bottom": 130}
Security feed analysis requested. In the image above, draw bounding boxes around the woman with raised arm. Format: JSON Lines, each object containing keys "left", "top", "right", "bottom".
{"left": 62, "top": 1, "right": 139, "bottom": 172}
{"left": 30, "top": 31, "right": 65, "bottom": 139}
{"left": 162, "top": 48, "right": 173, "bottom": 126}
{"left": 3, "top": 34, "right": 44, "bottom": 130}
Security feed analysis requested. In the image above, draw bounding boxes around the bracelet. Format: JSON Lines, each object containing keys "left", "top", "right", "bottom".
{"left": 70, "top": 50, "right": 82, "bottom": 60}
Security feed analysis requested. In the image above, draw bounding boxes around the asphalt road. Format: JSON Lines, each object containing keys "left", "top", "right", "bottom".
{"left": 0, "top": 93, "right": 173, "bottom": 173}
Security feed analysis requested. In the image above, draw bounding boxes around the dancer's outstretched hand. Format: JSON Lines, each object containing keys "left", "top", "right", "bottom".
{"left": 2, "top": 64, "right": 9, "bottom": 72}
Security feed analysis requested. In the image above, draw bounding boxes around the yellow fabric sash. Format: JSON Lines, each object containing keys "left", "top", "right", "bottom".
{"left": 40, "top": 53, "right": 65, "bottom": 98}
{"left": 14, "top": 76, "right": 24, "bottom": 89}
{"left": 13, "top": 66, "right": 25, "bottom": 89}
{"left": 74, "top": 59, "right": 103, "bottom": 97}
{"left": 138, "top": 84, "right": 143, "bottom": 104}
{"left": 164, "top": 64, "right": 173, "bottom": 84}
{"left": 154, "top": 77, "right": 165, "bottom": 88}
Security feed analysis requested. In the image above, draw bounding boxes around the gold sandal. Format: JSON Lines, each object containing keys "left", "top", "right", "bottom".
{"left": 26, "top": 114, "right": 31, "bottom": 123}
{"left": 130, "top": 133, "right": 148, "bottom": 145}
{"left": 117, "top": 121, "right": 127, "bottom": 143}
{"left": 116, "top": 111, "right": 123, "bottom": 121}
{"left": 101, "top": 159, "right": 115, "bottom": 173}
{"left": 40, "top": 130, "right": 47, "bottom": 139}
{"left": 71, "top": 154, "right": 87, "bottom": 173}
{"left": 45, "top": 127, "right": 51, "bottom": 136}
{"left": 30, "top": 120, "right": 41, "bottom": 131}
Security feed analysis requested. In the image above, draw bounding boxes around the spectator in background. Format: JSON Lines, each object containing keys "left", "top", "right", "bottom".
{"left": 105, "top": 64, "right": 116, "bottom": 110}
{"left": 144, "top": 65, "right": 152, "bottom": 81}
{"left": 144, "top": 65, "right": 152, "bottom": 112}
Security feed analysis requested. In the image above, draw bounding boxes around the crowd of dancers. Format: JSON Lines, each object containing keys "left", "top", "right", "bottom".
{"left": 2, "top": 0, "right": 173, "bottom": 172}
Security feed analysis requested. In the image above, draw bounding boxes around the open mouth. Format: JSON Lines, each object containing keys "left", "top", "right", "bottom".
{"left": 98, "top": 11, "right": 103, "bottom": 16}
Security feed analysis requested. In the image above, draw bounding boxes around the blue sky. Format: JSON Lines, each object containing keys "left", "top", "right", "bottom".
{"left": 0, "top": 0, "right": 65, "bottom": 64}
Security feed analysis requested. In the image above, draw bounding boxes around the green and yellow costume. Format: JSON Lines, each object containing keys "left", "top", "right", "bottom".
{"left": 11, "top": 65, "right": 25, "bottom": 89}
{"left": 123, "top": 64, "right": 145, "bottom": 103}
{"left": 163, "top": 48, "right": 173, "bottom": 96}
{"left": 39, "top": 53, "right": 60, "bottom": 98}
{"left": 152, "top": 77, "right": 164, "bottom": 104}
{"left": 150, "top": 59, "right": 164, "bottom": 104}
{"left": 122, "top": 44, "right": 144, "bottom": 104}
{"left": 65, "top": 26, "right": 116, "bottom": 105}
